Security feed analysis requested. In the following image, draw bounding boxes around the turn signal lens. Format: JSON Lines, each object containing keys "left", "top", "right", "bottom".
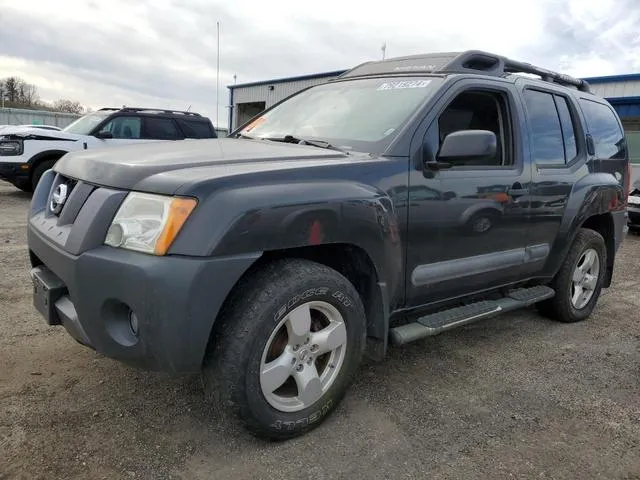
{"left": 154, "top": 198, "right": 197, "bottom": 255}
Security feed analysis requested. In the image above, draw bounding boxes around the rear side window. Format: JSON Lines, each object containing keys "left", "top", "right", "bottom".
{"left": 579, "top": 99, "right": 626, "bottom": 159}
{"left": 554, "top": 96, "right": 578, "bottom": 161}
{"left": 177, "top": 118, "right": 215, "bottom": 138}
{"left": 524, "top": 89, "right": 580, "bottom": 165}
{"left": 523, "top": 89, "right": 565, "bottom": 164}
{"left": 143, "top": 117, "right": 181, "bottom": 140}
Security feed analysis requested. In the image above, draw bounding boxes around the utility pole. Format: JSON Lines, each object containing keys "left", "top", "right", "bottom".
{"left": 216, "top": 21, "right": 220, "bottom": 129}
{"left": 381, "top": 42, "right": 386, "bottom": 60}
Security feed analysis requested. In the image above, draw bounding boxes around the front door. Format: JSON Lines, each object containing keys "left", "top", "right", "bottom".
{"left": 406, "top": 80, "right": 533, "bottom": 307}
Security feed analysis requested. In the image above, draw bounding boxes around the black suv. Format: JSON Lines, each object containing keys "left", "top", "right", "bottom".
{"left": 0, "top": 107, "right": 216, "bottom": 192}
{"left": 27, "top": 50, "right": 631, "bottom": 440}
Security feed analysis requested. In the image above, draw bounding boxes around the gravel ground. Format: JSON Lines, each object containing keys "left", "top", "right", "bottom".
{"left": 1, "top": 181, "right": 639, "bottom": 480}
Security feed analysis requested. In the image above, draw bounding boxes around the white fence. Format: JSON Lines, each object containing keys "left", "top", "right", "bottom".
{"left": 0, "top": 107, "right": 81, "bottom": 129}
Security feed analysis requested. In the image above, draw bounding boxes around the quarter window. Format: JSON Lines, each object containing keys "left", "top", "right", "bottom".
{"left": 177, "top": 118, "right": 214, "bottom": 138}
{"left": 144, "top": 118, "right": 181, "bottom": 140}
{"left": 579, "top": 99, "right": 626, "bottom": 159}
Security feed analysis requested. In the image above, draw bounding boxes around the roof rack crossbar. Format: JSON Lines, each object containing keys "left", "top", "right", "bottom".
{"left": 499, "top": 57, "right": 591, "bottom": 93}
{"left": 337, "top": 50, "right": 591, "bottom": 93}
{"left": 98, "top": 107, "right": 202, "bottom": 116}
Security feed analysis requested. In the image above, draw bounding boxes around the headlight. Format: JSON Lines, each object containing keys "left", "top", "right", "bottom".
{"left": 104, "top": 192, "right": 197, "bottom": 255}
{"left": 0, "top": 140, "right": 23, "bottom": 156}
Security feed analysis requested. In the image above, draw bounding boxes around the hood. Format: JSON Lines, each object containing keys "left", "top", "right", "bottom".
{"left": 0, "top": 125, "right": 81, "bottom": 141}
{"left": 54, "top": 137, "right": 361, "bottom": 194}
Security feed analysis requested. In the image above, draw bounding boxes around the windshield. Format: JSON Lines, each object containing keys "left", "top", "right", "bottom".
{"left": 62, "top": 111, "right": 112, "bottom": 135}
{"left": 238, "top": 76, "right": 443, "bottom": 153}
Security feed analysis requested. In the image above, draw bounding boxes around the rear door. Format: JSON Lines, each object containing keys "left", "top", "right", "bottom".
{"left": 517, "top": 82, "right": 617, "bottom": 261}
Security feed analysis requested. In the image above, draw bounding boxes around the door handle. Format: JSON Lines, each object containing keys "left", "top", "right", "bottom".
{"left": 507, "top": 188, "right": 529, "bottom": 196}
{"left": 425, "top": 160, "right": 452, "bottom": 171}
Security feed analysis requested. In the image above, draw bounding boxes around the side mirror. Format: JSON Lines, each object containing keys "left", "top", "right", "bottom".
{"left": 95, "top": 130, "right": 113, "bottom": 139}
{"left": 438, "top": 130, "right": 497, "bottom": 159}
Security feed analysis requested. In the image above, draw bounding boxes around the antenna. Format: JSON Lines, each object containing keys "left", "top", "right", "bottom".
{"left": 216, "top": 21, "right": 220, "bottom": 129}
{"left": 381, "top": 42, "right": 386, "bottom": 60}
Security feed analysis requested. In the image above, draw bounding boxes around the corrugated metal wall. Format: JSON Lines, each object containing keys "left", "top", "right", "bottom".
{"left": 589, "top": 81, "right": 640, "bottom": 98}
{"left": 231, "top": 75, "right": 341, "bottom": 130}
{"left": 0, "top": 107, "right": 81, "bottom": 128}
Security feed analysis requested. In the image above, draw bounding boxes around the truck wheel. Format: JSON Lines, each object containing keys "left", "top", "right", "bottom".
{"left": 536, "top": 228, "right": 607, "bottom": 323}
{"left": 31, "top": 159, "right": 56, "bottom": 191}
{"left": 202, "top": 258, "right": 366, "bottom": 439}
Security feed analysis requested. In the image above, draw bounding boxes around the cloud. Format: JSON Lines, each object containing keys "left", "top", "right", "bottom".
{"left": 1, "top": 0, "right": 639, "bottom": 128}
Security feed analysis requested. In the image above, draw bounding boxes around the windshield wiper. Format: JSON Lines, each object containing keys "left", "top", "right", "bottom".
{"left": 264, "top": 135, "right": 349, "bottom": 155}
{"left": 236, "top": 132, "right": 256, "bottom": 140}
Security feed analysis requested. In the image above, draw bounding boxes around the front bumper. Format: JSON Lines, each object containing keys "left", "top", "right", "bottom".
{"left": 627, "top": 204, "right": 640, "bottom": 227}
{"left": 27, "top": 169, "right": 260, "bottom": 372}
{"left": 0, "top": 160, "right": 29, "bottom": 185}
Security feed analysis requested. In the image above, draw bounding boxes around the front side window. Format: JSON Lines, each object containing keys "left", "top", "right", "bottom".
{"left": 239, "top": 76, "right": 443, "bottom": 153}
{"left": 101, "top": 116, "right": 142, "bottom": 139}
{"left": 425, "top": 89, "right": 512, "bottom": 167}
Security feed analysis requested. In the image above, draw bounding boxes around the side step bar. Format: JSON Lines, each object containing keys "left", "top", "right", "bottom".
{"left": 389, "top": 285, "right": 555, "bottom": 346}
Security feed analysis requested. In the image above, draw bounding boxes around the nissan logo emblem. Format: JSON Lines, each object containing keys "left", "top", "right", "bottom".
{"left": 49, "top": 183, "right": 68, "bottom": 214}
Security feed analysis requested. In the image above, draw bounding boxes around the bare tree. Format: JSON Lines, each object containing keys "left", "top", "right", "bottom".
{"left": 3, "top": 77, "right": 19, "bottom": 103}
{"left": 52, "top": 99, "right": 85, "bottom": 114}
{"left": 18, "top": 80, "right": 39, "bottom": 106}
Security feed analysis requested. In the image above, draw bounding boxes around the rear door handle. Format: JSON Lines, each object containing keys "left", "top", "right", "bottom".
{"left": 507, "top": 188, "right": 529, "bottom": 196}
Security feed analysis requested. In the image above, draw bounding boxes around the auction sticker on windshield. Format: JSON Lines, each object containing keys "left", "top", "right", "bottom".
{"left": 243, "top": 116, "right": 266, "bottom": 133}
{"left": 377, "top": 80, "right": 432, "bottom": 90}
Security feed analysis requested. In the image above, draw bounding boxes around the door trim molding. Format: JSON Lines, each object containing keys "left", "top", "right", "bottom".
{"left": 411, "top": 244, "right": 549, "bottom": 287}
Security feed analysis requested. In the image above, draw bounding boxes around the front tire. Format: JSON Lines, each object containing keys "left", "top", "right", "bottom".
{"left": 202, "top": 258, "right": 366, "bottom": 440}
{"left": 31, "top": 159, "right": 56, "bottom": 191}
{"left": 536, "top": 228, "right": 607, "bottom": 323}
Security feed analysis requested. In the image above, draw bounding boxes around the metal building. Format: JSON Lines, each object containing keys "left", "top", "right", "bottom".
{"left": 227, "top": 70, "right": 346, "bottom": 132}
{"left": 227, "top": 69, "right": 640, "bottom": 165}
{"left": 0, "top": 107, "right": 81, "bottom": 129}
{"left": 582, "top": 74, "right": 640, "bottom": 164}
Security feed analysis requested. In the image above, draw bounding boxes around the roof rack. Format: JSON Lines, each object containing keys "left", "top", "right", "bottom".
{"left": 98, "top": 107, "right": 202, "bottom": 117}
{"left": 337, "top": 50, "right": 591, "bottom": 93}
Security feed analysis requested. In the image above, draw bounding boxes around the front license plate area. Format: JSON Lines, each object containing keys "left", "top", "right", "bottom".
{"left": 31, "top": 266, "right": 67, "bottom": 325}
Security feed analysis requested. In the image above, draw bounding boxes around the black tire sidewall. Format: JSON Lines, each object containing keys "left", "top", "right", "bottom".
{"left": 560, "top": 231, "right": 607, "bottom": 322}
{"left": 213, "top": 260, "right": 367, "bottom": 439}
{"left": 32, "top": 159, "right": 56, "bottom": 190}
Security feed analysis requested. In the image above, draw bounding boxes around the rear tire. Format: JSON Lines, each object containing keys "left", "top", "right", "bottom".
{"left": 536, "top": 228, "right": 607, "bottom": 323}
{"left": 202, "top": 258, "right": 366, "bottom": 440}
{"left": 31, "top": 159, "right": 56, "bottom": 191}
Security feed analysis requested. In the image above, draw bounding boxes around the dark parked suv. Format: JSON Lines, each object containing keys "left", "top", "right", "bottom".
{"left": 27, "top": 50, "right": 631, "bottom": 439}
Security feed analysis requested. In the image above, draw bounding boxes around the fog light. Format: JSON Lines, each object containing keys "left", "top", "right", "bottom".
{"left": 129, "top": 311, "right": 139, "bottom": 336}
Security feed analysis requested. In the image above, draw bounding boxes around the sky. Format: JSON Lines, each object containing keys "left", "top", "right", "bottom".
{"left": 1, "top": 0, "right": 639, "bottom": 129}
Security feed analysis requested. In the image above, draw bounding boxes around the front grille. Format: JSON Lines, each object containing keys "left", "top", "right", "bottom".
{"left": 47, "top": 173, "right": 95, "bottom": 225}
